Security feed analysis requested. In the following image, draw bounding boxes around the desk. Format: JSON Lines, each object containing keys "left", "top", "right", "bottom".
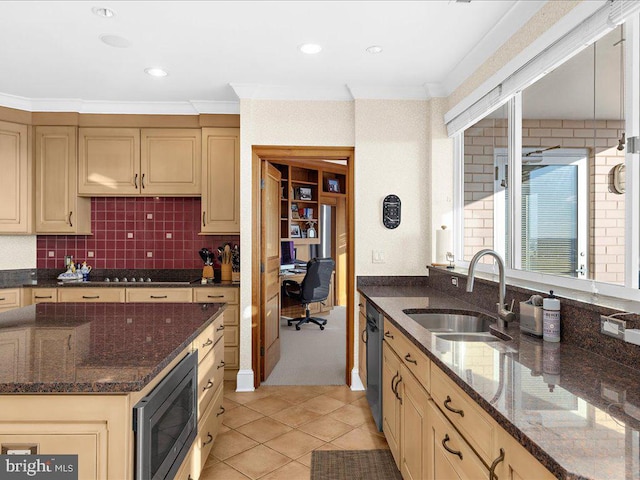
{"left": 280, "top": 271, "right": 334, "bottom": 318}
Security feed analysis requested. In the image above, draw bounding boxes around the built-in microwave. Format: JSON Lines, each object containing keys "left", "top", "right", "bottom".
{"left": 133, "top": 350, "right": 198, "bottom": 480}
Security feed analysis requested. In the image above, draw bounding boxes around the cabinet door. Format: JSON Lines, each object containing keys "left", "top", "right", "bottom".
{"left": 0, "top": 329, "right": 30, "bottom": 383}
{"left": 0, "top": 288, "right": 22, "bottom": 313}
{"left": 0, "top": 120, "right": 31, "bottom": 233}
{"left": 496, "top": 427, "right": 556, "bottom": 480}
{"left": 35, "top": 126, "right": 91, "bottom": 234}
{"left": 201, "top": 128, "right": 240, "bottom": 234}
{"left": 31, "top": 288, "right": 58, "bottom": 303}
{"left": 141, "top": 129, "right": 202, "bottom": 195}
{"left": 33, "top": 329, "right": 77, "bottom": 382}
{"left": 57, "top": 288, "right": 125, "bottom": 303}
{"left": 78, "top": 128, "right": 140, "bottom": 195}
{"left": 400, "top": 367, "right": 430, "bottom": 480}
{"left": 125, "top": 287, "right": 192, "bottom": 303}
{"left": 382, "top": 342, "right": 401, "bottom": 467}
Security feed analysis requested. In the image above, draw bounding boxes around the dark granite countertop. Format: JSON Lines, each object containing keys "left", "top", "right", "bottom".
{"left": 25, "top": 279, "right": 239, "bottom": 288}
{"left": 359, "top": 285, "right": 640, "bottom": 480}
{"left": 0, "top": 302, "right": 225, "bottom": 393}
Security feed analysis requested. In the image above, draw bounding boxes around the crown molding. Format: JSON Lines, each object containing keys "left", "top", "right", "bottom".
{"left": 0, "top": 92, "right": 240, "bottom": 115}
{"left": 347, "top": 85, "right": 430, "bottom": 100}
{"left": 231, "top": 83, "right": 354, "bottom": 101}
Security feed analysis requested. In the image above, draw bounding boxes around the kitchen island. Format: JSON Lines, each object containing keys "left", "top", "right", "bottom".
{"left": 359, "top": 284, "right": 640, "bottom": 480}
{"left": 0, "top": 302, "right": 226, "bottom": 479}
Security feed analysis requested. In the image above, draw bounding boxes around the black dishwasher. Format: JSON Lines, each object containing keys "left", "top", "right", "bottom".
{"left": 365, "top": 301, "right": 383, "bottom": 431}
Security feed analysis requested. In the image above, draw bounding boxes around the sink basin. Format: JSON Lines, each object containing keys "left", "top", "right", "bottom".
{"left": 402, "top": 309, "right": 493, "bottom": 333}
{"left": 435, "top": 333, "right": 502, "bottom": 343}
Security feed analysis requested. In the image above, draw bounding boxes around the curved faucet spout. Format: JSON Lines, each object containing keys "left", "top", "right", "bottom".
{"left": 466, "top": 249, "right": 515, "bottom": 328}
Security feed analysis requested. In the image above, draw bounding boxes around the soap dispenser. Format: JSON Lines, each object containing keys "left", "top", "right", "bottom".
{"left": 543, "top": 290, "right": 561, "bottom": 342}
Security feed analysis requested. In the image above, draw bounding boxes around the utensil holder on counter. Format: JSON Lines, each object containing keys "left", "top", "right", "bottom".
{"left": 520, "top": 301, "right": 543, "bottom": 337}
{"left": 221, "top": 263, "right": 232, "bottom": 282}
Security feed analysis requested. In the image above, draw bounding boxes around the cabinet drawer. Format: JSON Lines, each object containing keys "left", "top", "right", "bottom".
{"left": 58, "top": 287, "right": 125, "bottom": 302}
{"left": 173, "top": 442, "right": 197, "bottom": 480}
{"left": 384, "top": 318, "right": 430, "bottom": 392}
{"left": 428, "top": 400, "right": 489, "bottom": 480}
{"left": 196, "top": 382, "right": 224, "bottom": 472}
{"left": 193, "top": 323, "right": 216, "bottom": 361}
{"left": 0, "top": 289, "right": 21, "bottom": 310}
{"left": 125, "top": 288, "right": 192, "bottom": 303}
{"left": 32, "top": 288, "right": 57, "bottom": 303}
{"left": 431, "top": 364, "right": 496, "bottom": 465}
{"left": 224, "top": 325, "right": 238, "bottom": 347}
{"left": 223, "top": 303, "right": 239, "bottom": 325}
{"left": 193, "top": 287, "right": 238, "bottom": 304}
{"left": 197, "top": 338, "right": 224, "bottom": 416}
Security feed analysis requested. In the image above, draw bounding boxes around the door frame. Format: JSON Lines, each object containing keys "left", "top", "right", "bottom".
{"left": 251, "top": 145, "right": 355, "bottom": 388}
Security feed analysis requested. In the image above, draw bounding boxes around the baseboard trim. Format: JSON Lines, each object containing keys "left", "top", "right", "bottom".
{"left": 350, "top": 368, "right": 365, "bottom": 391}
{"left": 235, "top": 369, "right": 255, "bottom": 392}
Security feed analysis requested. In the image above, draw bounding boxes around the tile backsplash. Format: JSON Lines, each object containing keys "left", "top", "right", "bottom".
{"left": 37, "top": 197, "right": 239, "bottom": 270}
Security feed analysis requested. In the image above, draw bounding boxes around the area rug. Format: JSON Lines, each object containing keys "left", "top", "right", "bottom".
{"left": 311, "top": 449, "right": 402, "bottom": 480}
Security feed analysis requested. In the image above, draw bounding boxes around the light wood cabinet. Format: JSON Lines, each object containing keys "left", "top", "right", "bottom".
{"left": 0, "top": 328, "right": 30, "bottom": 383}
{"left": 35, "top": 126, "right": 91, "bottom": 234}
{"left": 496, "top": 426, "right": 557, "bottom": 480}
{"left": 358, "top": 300, "right": 367, "bottom": 387}
{"left": 0, "top": 120, "right": 31, "bottom": 234}
{"left": 79, "top": 128, "right": 201, "bottom": 196}
{"left": 33, "top": 323, "right": 90, "bottom": 382}
{"left": 31, "top": 287, "right": 57, "bottom": 303}
{"left": 382, "top": 342, "right": 401, "bottom": 466}
{"left": 193, "top": 287, "right": 240, "bottom": 380}
{"left": 400, "top": 366, "right": 431, "bottom": 480}
{"left": 0, "top": 288, "right": 22, "bottom": 313}
{"left": 58, "top": 287, "right": 125, "bottom": 303}
{"left": 201, "top": 127, "right": 240, "bottom": 234}
{"left": 140, "top": 128, "right": 201, "bottom": 195}
{"left": 125, "top": 287, "right": 192, "bottom": 303}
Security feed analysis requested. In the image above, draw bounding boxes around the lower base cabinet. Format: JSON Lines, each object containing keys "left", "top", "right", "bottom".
{"left": 400, "top": 365, "right": 430, "bottom": 480}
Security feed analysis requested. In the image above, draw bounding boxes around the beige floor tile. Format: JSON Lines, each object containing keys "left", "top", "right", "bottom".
{"left": 224, "top": 397, "right": 241, "bottom": 411}
{"left": 331, "top": 425, "right": 390, "bottom": 450}
{"left": 322, "top": 386, "right": 365, "bottom": 404}
{"left": 268, "top": 389, "right": 320, "bottom": 405}
{"left": 245, "top": 395, "right": 294, "bottom": 416}
{"left": 225, "top": 445, "right": 291, "bottom": 480}
{"left": 351, "top": 396, "right": 370, "bottom": 408}
{"left": 202, "top": 455, "right": 220, "bottom": 468}
{"left": 210, "top": 430, "right": 258, "bottom": 461}
{"left": 360, "top": 415, "right": 386, "bottom": 436}
{"left": 264, "top": 429, "right": 325, "bottom": 459}
{"left": 257, "top": 460, "right": 310, "bottom": 480}
{"left": 223, "top": 405, "right": 265, "bottom": 429}
{"left": 270, "top": 405, "right": 321, "bottom": 427}
{"left": 296, "top": 443, "right": 343, "bottom": 467}
{"left": 199, "top": 461, "right": 251, "bottom": 480}
{"left": 219, "top": 423, "right": 231, "bottom": 434}
{"left": 236, "top": 417, "right": 293, "bottom": 443}
{"left": 224, "top": 389, "right": 271, "bottom": 405}
{"left": 297, "top": 416, "right": 354, "bottom": 442}
{"left": 299, "top": 395, "right": 346, "bottom": 415}
{"left": 329, "top": 403, "right": 374, "bottom": 427}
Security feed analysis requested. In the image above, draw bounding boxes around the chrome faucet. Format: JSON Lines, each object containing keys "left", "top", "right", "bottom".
{"left": 466, "top": 249, "right": 516, "bottom": 328}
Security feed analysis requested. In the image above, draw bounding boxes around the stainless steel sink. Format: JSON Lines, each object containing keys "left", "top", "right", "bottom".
{"left": 435, "top": 333, "right": 502, "bottom": 343}
{"left": 402, "top": 309, "right": 493, "bottom": 333}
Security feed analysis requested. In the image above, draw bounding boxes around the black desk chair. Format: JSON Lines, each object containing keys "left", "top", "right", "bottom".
{"left": 282, "top": 257, "right": 335, "bottom": 330}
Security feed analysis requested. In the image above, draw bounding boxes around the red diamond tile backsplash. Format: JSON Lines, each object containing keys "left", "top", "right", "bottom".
{"left": 37, "top": 198, "right": 239, "bottom": 270}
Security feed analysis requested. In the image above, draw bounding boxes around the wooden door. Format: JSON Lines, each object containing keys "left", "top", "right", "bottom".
{"left": 261, "top": 161, "right": 282, "bottom": 380}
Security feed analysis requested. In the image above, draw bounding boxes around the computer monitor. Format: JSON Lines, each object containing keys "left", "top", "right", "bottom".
{"left": 281, "top": 241, "right": 295, "bottom": 265}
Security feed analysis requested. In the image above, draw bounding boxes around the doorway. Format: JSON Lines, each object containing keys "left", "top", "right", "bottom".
{"left": 251, "top": 146, "right": 355, "bottom": 389}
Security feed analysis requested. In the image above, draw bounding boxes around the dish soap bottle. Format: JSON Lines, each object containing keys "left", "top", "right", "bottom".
{"left": 543, "top": 290, "right": 561, "bottom": 342}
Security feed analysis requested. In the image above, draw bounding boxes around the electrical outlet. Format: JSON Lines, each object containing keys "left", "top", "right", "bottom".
{"left": 451, "top": 277, "right": 458, "bottom": 287}
{"left": 372, "top": 250, "right": 385, "bottom": 264}
{"left": 600, "top": 315, "right": 626, "bottom": 340}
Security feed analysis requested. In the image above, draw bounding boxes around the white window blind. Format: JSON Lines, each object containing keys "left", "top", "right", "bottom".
{"left": 445, "top": 0, "right": 640, "bottom": 137}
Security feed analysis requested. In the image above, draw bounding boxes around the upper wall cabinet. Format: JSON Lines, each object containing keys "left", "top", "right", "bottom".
{"left": 35, "top": 126, "right": 91, "bottom": 234}
{"left": 201, "top": 128, "right": 240, "bottom": 234}
{"left": 78, "top": 128, "right": 202, "bottom": 196}
{"left": 0, "top": 121, "right": 31, "bottom": 234}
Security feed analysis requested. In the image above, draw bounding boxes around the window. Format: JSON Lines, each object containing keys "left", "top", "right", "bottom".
{"left": 456, "top": 13, "right": 640, "bottom": 299}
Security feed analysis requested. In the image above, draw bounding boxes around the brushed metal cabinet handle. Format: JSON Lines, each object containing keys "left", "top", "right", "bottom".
{"left": 361, "top": 328, "right": 368, "bottom": 344}
{"left": 34, "top": 295, "right": 53, "bottom": 299}
{"left": 489, "top": 448, "right": 505, "bottom": 480}
{"left": 442, "top": 434, "right": 463, "bottom": 460}
{"left": 216, "top": 325, "right": 225, "bottom": 331}
{"left": 384, "top": 331, "right": 394, "bottom": 339}
{"left": 395, "top": 376, "right": 403, "bottom": 404}
{"left": 202, "top": 211, "right": 206, "bottom": 227}
{"left": 141, "top": 173, "right": 145, "bottom": 189}
{"left": 217, "top": 406, "right": 225, "bottom": 417}
{"left": 217, "top": 360, "right": 225, "bottom": 369}
{"left": 82, "top": 295, "right": 100, "bottom": 299}
{"left": 444, "top": 395, "right": 464, "bottom": 417}
{"left": 202, "top": 338, "right": 213, "bottom": 347}
{"left": 202, "top": 433, "right": 213, "bottom": 446}
{"left": 404, "top": 353, "right": 417, "bottom": 365}
{"left": 0, "top": 298, "right": 5, "bottom": 301}
{"left": 67, "top": 334, "right": 72, "bottom": 350}
{"left": 150, "top": 295, "right": 168, "bottom": 299}
{"left": 207, "top": 295, "right": 224, "bottom": 298}
{"left": 203, "top": 379, "right": 214, "bottom": 391}
{"left": 134, "top": 173, "right": 138, "bottom": 189}
{"left": 68, "top": 211, "right": 73, "bottom": 227}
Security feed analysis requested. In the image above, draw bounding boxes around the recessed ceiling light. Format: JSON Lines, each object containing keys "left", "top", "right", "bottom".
{"left": 366, "top": 45, "right": 383, "bottom": 54}
{"left": 99, "top": 34, "right": 131, "bottom": 48}
{"left": 92, "top": 7, "right": 115, "bottom": 18}
{"left": 145, "top": 68, "right": 168, "bottom": 78}
{"left": 299, "top": 43, "right": 322, "bottom": 55}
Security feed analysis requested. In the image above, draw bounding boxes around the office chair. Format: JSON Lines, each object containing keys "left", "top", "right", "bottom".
{"left": 282, "top": 257, "right": 335, "bottom": 330}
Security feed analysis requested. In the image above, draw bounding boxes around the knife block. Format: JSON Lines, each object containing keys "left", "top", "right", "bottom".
{"left": 202, "top": 265, "right": 213, "bottom": 280}
{"left": 221, "top": 263, "right": 232, "bottom": 282}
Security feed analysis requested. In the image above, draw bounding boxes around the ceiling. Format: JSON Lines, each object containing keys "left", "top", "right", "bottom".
{"left": 0, "top": 0, "right": 548, "bottom": 114}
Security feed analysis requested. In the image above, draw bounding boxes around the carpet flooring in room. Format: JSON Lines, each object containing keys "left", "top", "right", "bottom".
{"left": 310, "top": 449, "right": 402, "bottom": 480}
{"left": 262, "top": 306, "right": 346, "bottom": 386}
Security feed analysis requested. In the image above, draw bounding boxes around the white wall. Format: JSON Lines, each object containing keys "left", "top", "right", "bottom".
{"left": 0, "top": 236, "right": 36, "bottom": 269}
{"left": 354, "top": 99, "right": 431, "bottom": 276}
